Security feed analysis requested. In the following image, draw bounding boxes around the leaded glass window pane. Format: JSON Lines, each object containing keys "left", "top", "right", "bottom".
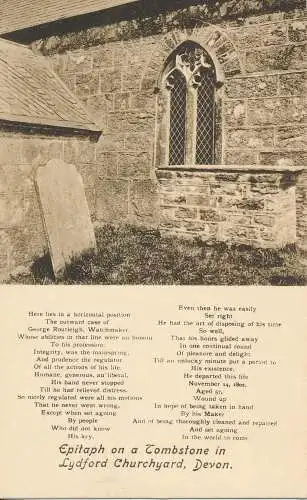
{"left": 169, "top": 70, "right": 187, "bottom": 166}
{"left": 196, "top": 68, "right": 215, "bottom": 165}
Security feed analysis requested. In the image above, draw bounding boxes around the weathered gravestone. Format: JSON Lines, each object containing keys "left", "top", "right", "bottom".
{"left": 36, "top": 159, "right": 97, "bottom": 277}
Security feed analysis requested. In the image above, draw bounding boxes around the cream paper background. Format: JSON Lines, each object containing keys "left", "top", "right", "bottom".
{"left": 0, "top": 285, "right": 306, "bottom": 498}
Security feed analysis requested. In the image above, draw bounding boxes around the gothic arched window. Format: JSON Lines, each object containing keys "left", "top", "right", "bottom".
{"left": 157, "top": 42, "right": 220, "bottom": 167}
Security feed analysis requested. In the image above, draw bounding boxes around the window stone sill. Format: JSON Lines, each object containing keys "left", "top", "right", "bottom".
{"left": 156, "top": 164, "right": 306, "bottom": 173}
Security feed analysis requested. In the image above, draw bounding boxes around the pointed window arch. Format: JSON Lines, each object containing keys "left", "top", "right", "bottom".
{"left": 156, "top": 41, "right": 221, "bottom": 167}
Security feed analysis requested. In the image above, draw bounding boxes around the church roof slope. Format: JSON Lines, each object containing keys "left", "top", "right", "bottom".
{"left": 0, "top": 38, "right": 100, "bottom": 132}
{"left": 0, "top": 0, "right": 138, "bottom": 35}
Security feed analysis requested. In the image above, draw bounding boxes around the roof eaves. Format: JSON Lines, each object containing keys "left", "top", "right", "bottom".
{"left": 0, "top": 113, "right": 102, "bottom": 133}
{"left": 0, "top": 0, "right": 140, "bottom": 36}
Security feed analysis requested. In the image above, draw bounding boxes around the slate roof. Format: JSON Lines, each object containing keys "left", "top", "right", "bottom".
{"left": 0, "top": 0, "right": 138, "bottom": 35}
{"left": 0, "top": 38, "right": 100, "bottom": 132}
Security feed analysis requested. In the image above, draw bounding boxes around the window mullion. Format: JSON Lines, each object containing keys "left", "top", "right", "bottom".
{"left": 185, "top": 82, "right": 198, "bottom": 165}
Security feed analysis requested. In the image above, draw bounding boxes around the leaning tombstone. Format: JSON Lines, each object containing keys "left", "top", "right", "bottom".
{"left": 35, "top": 159, "right": 97, "bottom": 278}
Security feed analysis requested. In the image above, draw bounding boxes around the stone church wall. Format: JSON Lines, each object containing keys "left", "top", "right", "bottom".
{"left": 0, "top": 0, "right": 303, "bottom": 276}
{"left": 0, "top": 129, "right": 96, "bottom": 279}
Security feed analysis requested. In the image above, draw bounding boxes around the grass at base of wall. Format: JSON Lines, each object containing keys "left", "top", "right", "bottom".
{"left": 7, "top": 224, "right": 307, "bottom": 286}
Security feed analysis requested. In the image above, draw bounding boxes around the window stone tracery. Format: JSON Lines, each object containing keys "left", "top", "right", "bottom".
{"left": 157, "top": 41, "right": 220, "bottom": 167}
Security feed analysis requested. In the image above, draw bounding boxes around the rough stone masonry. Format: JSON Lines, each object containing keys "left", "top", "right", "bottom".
{"left": 0, "top": 0, "right": 306, "bottom": 279}
{"left": 34, "top": 0, "right": 306, "bottom": 247}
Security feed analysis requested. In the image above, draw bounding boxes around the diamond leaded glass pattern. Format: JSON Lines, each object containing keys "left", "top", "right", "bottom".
{"left": 196, "top": 69, "right": 215, "bottom": 165}
{"left": 169, "top": 70, "right": 187, "bottom": 165}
